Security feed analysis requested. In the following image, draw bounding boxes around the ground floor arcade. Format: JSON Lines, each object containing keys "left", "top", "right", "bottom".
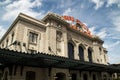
{"left": 0, "top": 66, "right": 115, "bottom": 80}
{"left": 0, "top": 48, "right": 120, "bottom": 80}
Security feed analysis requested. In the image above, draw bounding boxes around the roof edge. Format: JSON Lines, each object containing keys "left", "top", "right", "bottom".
{"left": 0, "top": 13, "right": 46, "bottom": 43}
{"left": 42, "top": 12, "right": 69, "bottom": 26}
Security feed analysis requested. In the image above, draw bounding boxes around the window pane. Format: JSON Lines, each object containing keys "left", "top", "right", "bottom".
{"left": 68, "top": 42, "right": 74, "bottom": 59}
{"left": 29, "top": 32, "right": 38, "bottom": 44}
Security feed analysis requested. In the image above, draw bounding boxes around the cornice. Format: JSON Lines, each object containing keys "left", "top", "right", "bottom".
{"left": 42, "top": 12, "right": 69, "bottom": 26}
{"left": 0, "top": 13, "right": 47, "bottom": 43}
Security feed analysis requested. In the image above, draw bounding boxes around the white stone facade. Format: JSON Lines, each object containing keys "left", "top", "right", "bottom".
{"left": 0, "top": 13, "right": 108, "bottom": 64}
{"left": 0, "top": 13, "right": 110, "bottom": 80}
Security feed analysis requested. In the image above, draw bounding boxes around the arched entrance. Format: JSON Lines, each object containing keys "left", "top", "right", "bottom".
{"left": 79, "top": 46, "right": 84, "bottom": 61}
{"left": 88, "top": 48, "right": 92, "bottom": 62}
{"left": 103, "top": 75, "right": 107, "bottom": 80}
{"left": 55, "top": 73, "right": 66, "bottom": 80}
{"left": 93, "top": 74, "right": 97, "bottom": 80}
{"left": 4, "top": 71, "right": 8, "bottom": 80}
{"left": 68, "top": 42, "right": 74, "bottom": 59}
{"left": 71, "top": 73, "right": 77, "bottom": 80}
{"left": 26, "top": 71, "right": 36, "bottom": 80}
{"left": 83, "top": 74, "right": 88, "bottom": 80}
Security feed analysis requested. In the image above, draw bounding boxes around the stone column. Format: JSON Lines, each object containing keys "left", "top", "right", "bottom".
{"left": 84, "top": 49, "right": 88, "bottom": 61}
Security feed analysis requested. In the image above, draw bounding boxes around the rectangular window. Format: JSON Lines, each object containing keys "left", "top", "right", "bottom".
{"left": 29, "top": 32, "right": 38, "bottom": 44}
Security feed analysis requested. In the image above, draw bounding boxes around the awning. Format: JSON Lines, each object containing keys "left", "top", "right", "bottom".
{"left": 0, "top": 48, "right": 120, "bottom": 73}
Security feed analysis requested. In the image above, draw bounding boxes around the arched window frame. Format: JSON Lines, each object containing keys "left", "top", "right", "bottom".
{"left": 78, "top": 44, "right": 86, "bottom": 61}
{"left": 88, "top": 47, "right": 93, "bottom": 63}
{"left": 68, "top": 40, "right": 76, "bottom": 59}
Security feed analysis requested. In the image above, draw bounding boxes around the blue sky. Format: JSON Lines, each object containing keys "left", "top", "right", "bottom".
{"left": 0, "top": 0, "right": 120, "bottom": 64}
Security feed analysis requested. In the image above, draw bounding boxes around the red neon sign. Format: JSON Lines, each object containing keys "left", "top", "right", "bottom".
{"left": 62, "top": 15, "right": 92, "bottom": 37}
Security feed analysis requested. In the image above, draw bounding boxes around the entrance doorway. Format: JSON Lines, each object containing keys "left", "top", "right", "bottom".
{"left": 93, "top": 74, "right": 97, "bottom": 80}
{"left": 55, "top": 73, "right": 66, "bottom": 80}
{"left": 71, "top": 73, "right": 77, "bottom": 80}
{"left": 26, "top": 71, "right": 36, "bottom": 80}
{"left": 83, "top": 74, "right": 88, "bottom": 80}
{"left": 103, "top": 75, "right": 107, "bottom": 80}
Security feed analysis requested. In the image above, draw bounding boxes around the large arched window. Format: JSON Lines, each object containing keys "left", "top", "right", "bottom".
{"left": 79, "top": 46, "right": 84, "bottom": 61}
{"left": 88, "top": 48, "right": 92, "bottom": 63}
{"left": 68, "top": 42, "right": 74, "bottom": 59}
